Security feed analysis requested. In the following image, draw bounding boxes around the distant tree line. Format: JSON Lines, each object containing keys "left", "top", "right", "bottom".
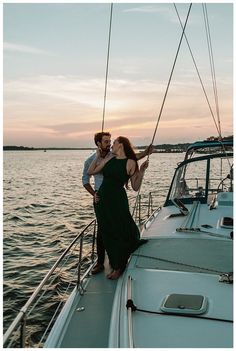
{"left": 137, "top": 143, "right": 191, "bottom": 152}
{"left": 3, "top": 135, "right": 233, "bottom": 152}
{"left": 3, "top": 144, "right": 191, "bottom": 152}
{"left": 3, "top": 146, "right": 35, "bottom": 151}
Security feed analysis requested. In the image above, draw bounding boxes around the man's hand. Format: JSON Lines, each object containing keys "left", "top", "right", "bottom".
{"left": 94, "top": 192, "right": 100, "bottom": 203}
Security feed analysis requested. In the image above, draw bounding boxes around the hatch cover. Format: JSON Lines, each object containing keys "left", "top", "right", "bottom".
{"left": 161, "top": 293, "right": 207, "bottom": 315}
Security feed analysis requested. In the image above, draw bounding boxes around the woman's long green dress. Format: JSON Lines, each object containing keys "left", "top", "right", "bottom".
{"left": 97, "top": 157, "right": 145, "bottom": 270}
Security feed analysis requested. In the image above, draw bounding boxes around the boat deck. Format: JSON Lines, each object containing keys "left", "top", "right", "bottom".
{"left": 45, "top": 259, "right": 117, "bottom": 348}
{"left": 45, "top": 196, "right": 233, "bottom": 348}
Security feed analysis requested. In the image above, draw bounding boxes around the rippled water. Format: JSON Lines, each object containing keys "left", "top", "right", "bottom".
{"left": 3, "top": 150, "right": 184, "bottom": 340}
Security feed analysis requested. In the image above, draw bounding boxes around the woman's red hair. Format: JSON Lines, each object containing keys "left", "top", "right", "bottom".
{"left": 117, "top": 136, "right": 138, "bottom": 188}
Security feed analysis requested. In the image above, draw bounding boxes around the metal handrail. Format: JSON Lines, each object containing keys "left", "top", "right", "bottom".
{"left": 131, "top": 191, "right": 161, "bottom": 227}
{"left": 3, "top": 219, "right": 96, "bottom": 347}
{"left": 4, "top": 191, "right": 162, "bottom": 348}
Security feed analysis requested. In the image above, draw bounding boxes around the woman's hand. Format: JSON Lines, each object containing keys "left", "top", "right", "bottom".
{"left": 145, "top": 144, "right": 155, "bottom": 156}
{"left": 87, "top": 152, "right": 114, "bottom": 175}
{"left": 140, "top": 160, "right": 149, "bottom": 173}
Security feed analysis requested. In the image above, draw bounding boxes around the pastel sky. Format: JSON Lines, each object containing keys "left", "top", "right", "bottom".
{"left": 3, "top": 2, "right": 233, "bottom": 147}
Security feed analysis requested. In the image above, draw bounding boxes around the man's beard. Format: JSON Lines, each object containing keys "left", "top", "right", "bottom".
{"left": 101, "top": 147, "right": 110, "bottom": 156}
{"left": 102, "top": 146, "right": 110, "bottom": 152}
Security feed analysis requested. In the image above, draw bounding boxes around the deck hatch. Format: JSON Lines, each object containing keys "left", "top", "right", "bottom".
{"left": 161, "top": 294, "right": 207, "bottom": 315}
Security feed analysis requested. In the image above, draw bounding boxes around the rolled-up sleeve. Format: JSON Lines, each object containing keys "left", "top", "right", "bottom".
{"left": 82, "top": 159, "right": 91, "bottom": 186}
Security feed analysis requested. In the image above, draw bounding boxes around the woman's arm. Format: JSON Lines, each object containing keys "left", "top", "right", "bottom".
{"left": 136, "top": 144, "right": 154, "bottom": 160}
{"left": 87, "top": 150, "right": 114, "bottom": 175}
{"left": 127, "top": 159, "right": 149, "bottom": 191}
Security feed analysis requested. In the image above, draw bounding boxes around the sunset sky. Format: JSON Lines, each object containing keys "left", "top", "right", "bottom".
{"left": 3, "top": 2, "right": 233, "bottom": 147}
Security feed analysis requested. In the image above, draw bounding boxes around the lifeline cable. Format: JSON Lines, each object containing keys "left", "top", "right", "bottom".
{"left": 101, "top": 3, "right": 113, "bottom": 132}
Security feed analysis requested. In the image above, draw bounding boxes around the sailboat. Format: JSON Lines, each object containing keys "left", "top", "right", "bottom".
{"left": 43, "top": 139, "right": 233, "bottom": 348}
{"left": 3, "top": 3, "right": 233, "bottom": 349}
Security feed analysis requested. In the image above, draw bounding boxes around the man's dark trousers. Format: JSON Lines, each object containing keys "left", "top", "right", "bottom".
{"left": 93, "top": 202, "right": 105, "bottom": 265}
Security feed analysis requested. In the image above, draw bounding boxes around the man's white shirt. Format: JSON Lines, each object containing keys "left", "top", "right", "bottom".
{"left": 82, "top": 151, "right": 113, "bottom": 191}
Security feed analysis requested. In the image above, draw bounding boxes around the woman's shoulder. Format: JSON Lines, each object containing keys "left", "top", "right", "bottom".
{"left": 127, "top": 158, "right": 136, "bottom": 165}
{"left": 126, "top": 159, "right": 137, "bottom": 175}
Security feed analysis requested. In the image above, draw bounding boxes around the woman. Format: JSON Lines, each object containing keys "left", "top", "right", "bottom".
{"left": 87, "top": 136, "right": 148, "bottom": 280}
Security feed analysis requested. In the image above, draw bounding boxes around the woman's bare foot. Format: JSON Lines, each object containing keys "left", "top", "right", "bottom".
{"left": 106, "top": 270, "right": 114, "bottom": 279}
{"left": 108, "top": 269, "right": 122, "bottom": 280}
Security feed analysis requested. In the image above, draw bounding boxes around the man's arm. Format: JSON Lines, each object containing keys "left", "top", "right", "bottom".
{"left": 82, "top": 157, "right": 95, "bottom": 196}
{"left": 83, "top": 183, "right": 96, "bottom": 196}
{"left": 136, "top": 144, "right": 154, "bottom": 160}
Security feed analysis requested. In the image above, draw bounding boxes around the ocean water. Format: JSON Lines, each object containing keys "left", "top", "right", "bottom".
{"left": 3, "top": 150, "right": 184, "bottom": 343}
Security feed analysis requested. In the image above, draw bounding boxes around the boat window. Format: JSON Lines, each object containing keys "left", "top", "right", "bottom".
{"left": 169, "top": 159, "right": 207, "bottom": 201}
{"left": 208, "top": 157, "right": 233, "bottom": 194}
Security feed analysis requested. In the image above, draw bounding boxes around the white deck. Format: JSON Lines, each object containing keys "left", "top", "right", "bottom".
{"left": 45, "top": 194, "right": 233, "bottom": 348}
{"left": 110, "top": 268, "right": 233, "bottom": 348}
{"left": 108, "top": 197, "right": 233, "bottom": 348}
{"left": 45, "top": 258, "right": 118, "bottom": 348}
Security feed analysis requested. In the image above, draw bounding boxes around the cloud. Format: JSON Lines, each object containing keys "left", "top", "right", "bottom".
{"left": 123, "top": 4, "right": 194, "bottom": 25}
{"left": 3, "top": 42, "right": 51, "bottom": 55}
{"left": 40, "top": 114, "right": 157, "bottom": 135}
{"left": 124, "top": 5, "right": 172, "bottom": 14}
{"left": 4, "top": 74, "right": 232, "bottom": 146}
{"left": 4, "top": 75, "right": 168, "bottom": 114}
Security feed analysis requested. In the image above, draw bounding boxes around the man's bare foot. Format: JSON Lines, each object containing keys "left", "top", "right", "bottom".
{"left": 91, "top": 263, "right": 104, "bottom": 275}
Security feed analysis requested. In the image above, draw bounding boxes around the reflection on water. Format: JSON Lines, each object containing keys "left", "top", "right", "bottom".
{"left": 3, "top": 150, "right": 184, "bottom": 337}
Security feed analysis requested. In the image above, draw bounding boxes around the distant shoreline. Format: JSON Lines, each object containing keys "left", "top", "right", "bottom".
{"left": 3, "top": 137, "right": 233, "bottom": 153}
{"left": 3, "top": 144, "right": 191, "bottom": 153}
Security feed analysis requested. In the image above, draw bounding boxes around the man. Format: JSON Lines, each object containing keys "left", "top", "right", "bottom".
{"left": 82, "top": 131, "right": 153, "bottom": 274}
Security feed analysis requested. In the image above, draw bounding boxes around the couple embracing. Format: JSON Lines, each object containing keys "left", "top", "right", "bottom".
{"left": 82, "top": 132, "right": 152, "bottom": 280}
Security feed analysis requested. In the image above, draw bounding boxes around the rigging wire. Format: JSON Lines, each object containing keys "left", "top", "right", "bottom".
{"left": 174, "top": 4, "right": 231, "bottom": 168}
{"left": 173, "top": 4, "right": 221, "bottom": 139}
{"left": 132, "top": 4, "right": 192, "bottom": 215}
{"left": 202, "top": 4, "right": 232, "bottom": 168}
{"left": 202, "top": 4, "right": 222, "bottom": 137}
{"left": 148, "top": 3, "right": 193, "bottom": 152}
{"left": 101, "top": 3, "right": 113, "bottom": 132}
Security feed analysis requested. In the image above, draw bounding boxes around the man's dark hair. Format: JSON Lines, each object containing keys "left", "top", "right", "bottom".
{"left": 94, "top": 132, "right": 111, "bottom": 146}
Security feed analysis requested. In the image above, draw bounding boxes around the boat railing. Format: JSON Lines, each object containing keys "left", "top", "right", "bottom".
{"left": 3, "top": 219, "right": 97, "bottom": 348}
{"left": 3, "top": 190, "right": 164, "bottom": 348}
{"left": 129, "top": 188, "right": 167, "bottom": 226}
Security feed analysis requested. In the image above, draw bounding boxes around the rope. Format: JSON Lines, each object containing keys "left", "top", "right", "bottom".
{"left": 148, "top": 3, "right": 192, "bottom": 155}
{"left": 133, "top": 253, "right": 225, "bottom": 274}
{"left": 101, "top": 3, "right": 113, "bottom": 132}
{"left": 126, "top": 299, "right": 233, "bottom": 323}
